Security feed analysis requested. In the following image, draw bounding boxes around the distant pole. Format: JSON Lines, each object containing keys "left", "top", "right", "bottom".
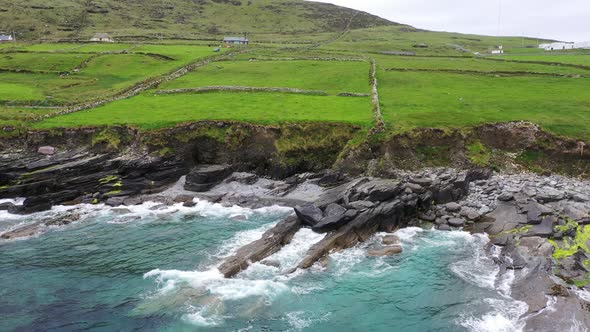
{"left": 497, "top": 0, "right": 503, "bottom": 47}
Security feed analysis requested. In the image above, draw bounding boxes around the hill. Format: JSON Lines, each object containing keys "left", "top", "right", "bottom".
{"left": 0, "top": 0, "right": 398, "bottom": 40}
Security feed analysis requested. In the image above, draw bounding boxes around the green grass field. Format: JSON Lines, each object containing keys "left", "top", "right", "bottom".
{"left": 0, "top": 45, "right": 221, "bottom": 108}
{"left": 1, "top": 18, "right": 589, "bottom": 143}
{"left": 160, "top": 60, "right": 371, "bottom": 94}
{"left": 34, "top": 92, "right": 373, "bottom": 129}
{"left": 501, "top": 54, "right": 590, "bottom": 67}
{"left": 374, "top": 55, "right": 590, "bottom": 76}
{"left": 0, "top": 53, "right": 92, "bottom": 72}
{"left": 378, "top": 70, "right": 590, "bottom": 139}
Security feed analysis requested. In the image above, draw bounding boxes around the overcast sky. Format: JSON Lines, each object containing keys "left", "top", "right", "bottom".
{"left": 314, "top": 0, "right": 590, "bottom": 42}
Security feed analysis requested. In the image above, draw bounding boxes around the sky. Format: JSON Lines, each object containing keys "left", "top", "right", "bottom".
{"left": 313, "top": 0, "right": 590, "bottom": 42}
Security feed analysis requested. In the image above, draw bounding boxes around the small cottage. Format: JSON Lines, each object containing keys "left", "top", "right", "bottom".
{"left": 90, "top": 33, "right": 114, "bottom": 43}
{"left": 223, "top": 36, "right": 249, "bottom": 47}
{"left": 490, "top": 45, "right": 504, "bottom": 54}
{"left": 0, "top": 34, "right": 14, "bottom": 43}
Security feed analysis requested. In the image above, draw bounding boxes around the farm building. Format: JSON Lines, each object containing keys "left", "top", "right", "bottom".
{"left": 539, "top": 42, "right": 575, "bottom": 51}
{"left": 223, "top": 36, "right": 249, "bottom": 47}
{"left": 0, "top": 34, "right": 14, "bottom": 42}
{"left": 90, "top": 33, "right": 114, "bottom": 42}
{"left": 490, "top": 45, "right": 504, "bottom": 54}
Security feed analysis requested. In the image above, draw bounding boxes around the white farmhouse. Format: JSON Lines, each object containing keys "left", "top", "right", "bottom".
{"left": 90, "top": 33, "right": 114, "bottom": 42}
{"left": 490, "top": 45, "right": 504, "bottom": 54}
{"left": 539, "top": 42, "right": 575, "bottom": 51}
{"left": 574, "top": 41, "right": 590, "bottom": 49}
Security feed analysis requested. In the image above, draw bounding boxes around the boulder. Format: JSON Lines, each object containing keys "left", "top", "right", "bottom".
{"left": 312, "top": 214, "right": 350, "bottom": 233}
{"left": 0, "top": 202, "right": 15, "bottom": 211}
{"left": 37, "top": 146, "right": 56, "bottom": 155}
{"left": 106, "top": 196, "right": 126, "bottom": 207}
{"left": 347, "top": 200, "right": 375, "bottom": 211}
{"left": 409, "top": 177, "right": 432, "bottom": 187}
{"left": 294, "top": 204, "right": 323, "bottom": 227}
{"left": 537, "top": 188, "right": 565, "bottom": 203}
{"left": 367, "top": 180, "right": 402, "bottom": 202}
{"left": 183, "top": 201, "right": 197, "bottom": 208}
{"left": 438, "top": 224, "right": 452, "bottom": 231}
{"left": 445, "top": 202, "right": 462, "bottom": 212}
{"left": 405, "top": 183, "right": 425, "bottom": 194}
{"left": 185, "top": 164, "right": 233, "bottom": 192}
{"left": 497, "top": 193, "right": 514, "bottom": 202}
{"left": 123, "top": 197, "right": 142, "bottom": 206}
{"left": 448, "top": 218, "right": 466, "bottom": 227}
{"left": 418, "top": 211, "right": 436, "bottom": 222}
{"left": 367, "top": 245, "right": 403, "bottom": 257}
{"left": 226, "top": 172, "right": 258, "bottom": 185}
{"left": 173, "top": 194, "right": 194, "bottom": 203}
{"left": 324, "top": 203, "right": 347, "bottom": 217}
{"left": 460, "top": 207, "right": 481, "bottom": 221}
{"left": 382, "top": 234, "right": 400, "bottom": 245}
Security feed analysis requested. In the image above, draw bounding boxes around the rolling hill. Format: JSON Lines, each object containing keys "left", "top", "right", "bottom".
{"left": 0, "top": 0, "right": 398, "bottom": 40}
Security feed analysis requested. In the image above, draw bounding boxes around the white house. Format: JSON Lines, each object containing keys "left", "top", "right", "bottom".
{"left": 574, "top": 41, "right": 590, "bottom": 49}
{"left": 0, "top": 34, "right": 14, "bottom": 42}
{"left": 539, "top": 42, "right": 575, "bottom": 51}
{"left": 90, "top": 33, "right": 114, "bottom": 42}
{"left": 491, "top": 45, "right": 504, "bottom": 54}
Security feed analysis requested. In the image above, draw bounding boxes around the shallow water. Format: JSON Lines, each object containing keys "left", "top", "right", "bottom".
{"left": 0, "top": 200, "right": 526, "bottom": 331}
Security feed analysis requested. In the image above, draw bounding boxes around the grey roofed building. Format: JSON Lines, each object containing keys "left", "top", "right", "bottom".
{"left": 223, "top": 36, "right": 249, "bottom": 45}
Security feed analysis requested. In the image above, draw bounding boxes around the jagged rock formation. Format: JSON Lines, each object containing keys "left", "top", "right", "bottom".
{"left": 218, "top": 168, "right": 491, "bottom": 277}
{"left": 0, "top": 147, "right": 187, "bottom": 214}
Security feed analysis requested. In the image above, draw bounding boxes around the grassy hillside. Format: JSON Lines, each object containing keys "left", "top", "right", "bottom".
{"left": 0, "top": 0, "right": 396, "bottom": 41}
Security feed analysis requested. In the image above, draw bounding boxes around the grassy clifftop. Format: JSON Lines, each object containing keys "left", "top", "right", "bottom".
{"left": 0, "top": 0, "right": 397, "bottom": 40}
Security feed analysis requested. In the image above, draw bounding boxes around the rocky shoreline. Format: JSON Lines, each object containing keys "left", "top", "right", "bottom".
{"left": 1, "top": 149, "right": 590, "bottom": 329}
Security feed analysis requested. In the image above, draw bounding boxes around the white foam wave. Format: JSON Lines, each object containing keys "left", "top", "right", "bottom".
{"left": 266, "top": 228, "right": 325, "bottom": 271}
{"left": 144, "top": 267, "right": 290, "bottom": 326}
{"left": 570, "top": 318, "right": 589, "bottom": 332}
{"left": 575, "top": 288, "right": 590, "bottom": 302}
{"left": 0, "top": 197, "right": 24, "bottom": 205}
{"left": 394, "top": 227, "right": 424, "bottom": 241}
{"left": 285, "top": 311, "right": 331, "bottom": 331}
{"left": 459, "top": 298, "right": 527, "bottom": 332}
{"left": 185, "top": 304, "right": 225, "bottom": 327}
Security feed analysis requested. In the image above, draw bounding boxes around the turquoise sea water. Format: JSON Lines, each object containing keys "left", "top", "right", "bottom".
{"left": 0, "top": 200, "right": 526, "bottom": 332}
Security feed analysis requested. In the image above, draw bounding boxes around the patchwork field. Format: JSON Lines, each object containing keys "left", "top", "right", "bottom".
{"left": 1, "top": 39, "right": 590, "bottom": 142}
{"left": 378, "top": 71, "right": 590, "bottom": 139}
{"left": 0, "top": 43, "right": 223, "bottom": 111}
{"left": 160, "top": 60, "right": 371, "bottom": 94}
{"left": 35, "top": 92, "right": 373, "bottom": 129}
{"left": 374, "top": 55, "right": 590, "bottom": 76}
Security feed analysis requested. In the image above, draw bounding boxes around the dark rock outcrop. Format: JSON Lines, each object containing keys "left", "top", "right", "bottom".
{"left": 221, "top": 168, "right": 491, "bottom": 276}
{"left": 0, "top": 148, "right": 188, "bottom": 214}
{"left": 184, "top": 164, "right": 233, "bottom": 192}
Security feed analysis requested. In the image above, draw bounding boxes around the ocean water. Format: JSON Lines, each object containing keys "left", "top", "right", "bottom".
{"left": 0, "top": 199, "right": 527, "bottom": 332}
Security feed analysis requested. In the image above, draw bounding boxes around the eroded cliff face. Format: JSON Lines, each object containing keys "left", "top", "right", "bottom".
{"left": 0, "top": 122, "right": 361, "bottom": 213}
{"left": 336, "top": 122, "right": 590, "bottom": 178}
{"left": 0, "top": 121, "right": 588, "bottom": 215}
